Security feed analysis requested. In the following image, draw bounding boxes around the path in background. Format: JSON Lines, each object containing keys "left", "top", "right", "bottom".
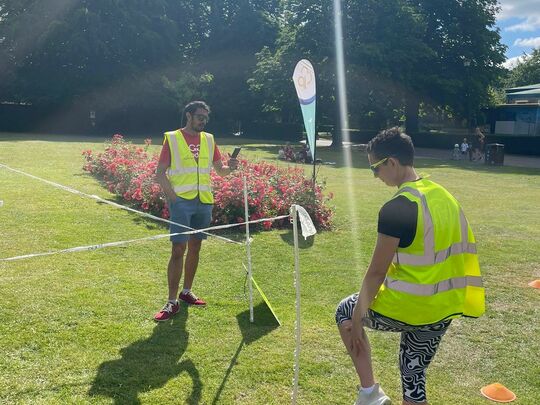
{"left": 414, "top": 147, "right": 540, "bottom": 169}
{"left": 2, "top": 133, "right": 539, "bottom": 169}
{"left": 330, "top": 140, "right": 540, "bottom": 169}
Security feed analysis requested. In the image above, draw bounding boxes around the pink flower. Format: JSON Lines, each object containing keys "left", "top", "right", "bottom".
{"left": 82, "top": 135, "right": 333, "bottom": 231}
{"left": 132, "top": 189, "right": 143, "bottom": 200}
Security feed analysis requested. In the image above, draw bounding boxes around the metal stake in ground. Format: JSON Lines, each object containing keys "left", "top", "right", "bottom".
{"left": 243, "top": 176, "right": 254, "bottom": 323}
{"left": 291, "top": 205, "right": 301, "bottom": 405}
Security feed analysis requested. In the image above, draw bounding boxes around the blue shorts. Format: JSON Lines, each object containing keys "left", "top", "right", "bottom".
{"left": 169, "top": 196, "right": 213, "bottom": 243}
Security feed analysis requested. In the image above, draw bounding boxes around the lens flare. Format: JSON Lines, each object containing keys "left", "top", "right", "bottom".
{"left": 333, "top": 0, "right": 362, "bottom": 266}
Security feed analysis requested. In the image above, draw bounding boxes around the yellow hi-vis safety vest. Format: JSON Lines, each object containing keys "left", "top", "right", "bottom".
{"left": 164, "top": 130, "right": 215, "bottom": 204}
{"left": 370, "top": 178, "right": 485, "bottom": 325}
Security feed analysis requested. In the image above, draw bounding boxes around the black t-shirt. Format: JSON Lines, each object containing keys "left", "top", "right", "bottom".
{"left": 378, "top": 195, "right": 418, "bottom": 248}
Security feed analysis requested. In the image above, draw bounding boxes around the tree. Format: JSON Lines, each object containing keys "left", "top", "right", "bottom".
{"left": 249, "top": 1, "right": 343, "bottom": 137}
{"left": 406, "top": 0, "right": 506, "bottom": 132}
{"left": 505, "top": 48, "right": 540, "bottom": 87}
{"left": 248, "top": 0, "right": 506, "bottom": 139}
{"left": 0, "top": 0, "right": 282, "bottom": 132}
{"left": 194, "top": 0, "right": 281, "bottom": 129}
{"left": 0, "top": 0, "right": 506, "bottom": 137}
{"left": 162, "top": 72, "right": 214, "bottom": 120}
{"left": 0, "top": 0, "right": 204, "bottom": 106}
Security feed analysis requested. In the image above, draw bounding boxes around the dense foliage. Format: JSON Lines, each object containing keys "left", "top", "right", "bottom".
{"left": 0, "top": 0, "right": 279, "bottom": 131}
{"left": 211, "top": 159, "right": 333, "bottom": 230}
{"left": 504, "top": 48, "right": 540, "bottom": 88}
{"left": 0, "top": 0, "right": 505, "bottom": 135}
{"left": 82, "top": 135, "right": 333, "bottom": 230}
{"left": 250, "top": 0, "right": 506, "bottom": 135}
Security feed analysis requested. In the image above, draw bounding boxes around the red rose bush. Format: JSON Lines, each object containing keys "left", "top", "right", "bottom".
{"left": 83, "top": 135, "right": 333, "bottom": 231}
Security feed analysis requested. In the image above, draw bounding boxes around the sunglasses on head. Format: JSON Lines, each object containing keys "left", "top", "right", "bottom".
{"left": 369, "top": 157, "right": 389, "bottom": 174}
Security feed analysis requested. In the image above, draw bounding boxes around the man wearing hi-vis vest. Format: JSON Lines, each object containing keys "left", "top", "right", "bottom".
{"left": 154, "top": 101, "right": 238, "bottom": 322}
{"left": 335, "top": 128, "right": 484, "bottom": 405}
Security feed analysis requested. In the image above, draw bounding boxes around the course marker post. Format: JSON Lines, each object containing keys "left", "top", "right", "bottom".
{"left": 291, "top": 205, "right": 301, "bottom": 405}
{"left": 243, "top": 176, "right": 254, "bottom": 323}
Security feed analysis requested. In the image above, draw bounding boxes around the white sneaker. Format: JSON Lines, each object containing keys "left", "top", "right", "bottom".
{"left": 354, "top": 383, "right": 391, "bottom": 405}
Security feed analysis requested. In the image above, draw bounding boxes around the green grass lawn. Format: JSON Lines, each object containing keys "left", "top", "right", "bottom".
{"left": 1, "top": 133, "right": 539, "bottom": 404}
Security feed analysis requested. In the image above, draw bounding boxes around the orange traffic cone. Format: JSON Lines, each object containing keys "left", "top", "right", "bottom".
{"left": 480, "top": 383, "right": 516, "bottom": 402}
{"left": 528, "top": 280, "right": 540, "bottom": 289}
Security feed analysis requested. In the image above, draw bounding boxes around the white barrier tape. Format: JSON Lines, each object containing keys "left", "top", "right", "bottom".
{"left": 0, "top": 162, "right": 237, "bottom": 244}
{"left": 0, "top": 232, "right": 179, "bottom": 262}
{"left": 0, "top": 214, "right": 291, "bottom": 262}
{"left": 1, "top": 163, "right": 288, "bottom": 245}
{"left": 192, "top": 214, "right": 290, "bottom": 234}
{"left": 0, "top": 162, "right": 295, "bottom": 262}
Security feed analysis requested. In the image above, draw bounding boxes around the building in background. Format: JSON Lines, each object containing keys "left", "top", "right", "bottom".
{"left": 488, "top": 83, "right": 540, "bottom": 137}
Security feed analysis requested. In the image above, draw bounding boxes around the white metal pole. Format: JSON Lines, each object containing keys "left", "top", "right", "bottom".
{"left": 243, "top": 176, "right": 254, "bottom": 323}
{"left": 291, "top": 205, "right": 301, "bottom": 405}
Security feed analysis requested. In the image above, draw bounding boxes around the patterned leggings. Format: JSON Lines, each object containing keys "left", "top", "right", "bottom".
{"left": 335, "top": 293, "right": 451, "bottom": 403}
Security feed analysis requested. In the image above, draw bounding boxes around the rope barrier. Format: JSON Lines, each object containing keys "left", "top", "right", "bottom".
{"left": 0, "top": 162, "right": 237, "bottom": 244}
{"left": 0, "top": 208, "right": 289, "bottom": 262}
{"left": 0, "top": 162, "right": 288, "bottom": 261}
{"left": 0, "top": 213, "right": 290, "bottom": 262}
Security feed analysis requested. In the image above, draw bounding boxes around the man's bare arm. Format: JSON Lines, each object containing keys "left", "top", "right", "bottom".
{"left": 155, "top": 161, "right": 177, "bottom": 202}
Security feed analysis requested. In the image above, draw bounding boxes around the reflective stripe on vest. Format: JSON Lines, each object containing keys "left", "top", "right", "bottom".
{"left": 166, "top": 131, "right": 214, "bottom": 203}
{"left": 167, "top": 133, "right": 213, "bottom": 176}
{"left": 167, "top": 167, "right": 212, "bottom": 175}
{"left": 173, "top": 184, "right": 212, "bottom": 193}
{"left": 370, "top": 179, "right": 485, "bottom": 325}
{"left": 384, "top": 275, "right": 483, "bottom": 296}
{"left": 393, "top": 187, "right": 478, "bottom": 266}
{"left": 168, "top": 133, "right": 182, "bottom": 174}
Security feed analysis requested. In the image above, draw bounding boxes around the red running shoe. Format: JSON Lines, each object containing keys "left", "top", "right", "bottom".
{"left": 153, "top": 301, "right": 180, "bottom": 321}
{"left": 179, "top": 291, "right": 207, "bottom": 306}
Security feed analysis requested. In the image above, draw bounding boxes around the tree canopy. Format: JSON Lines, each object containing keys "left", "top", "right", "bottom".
{"left": 505, "top": 48, "right": 540, "bottom": 88}
{"left": 0, "top": 1, "right": 201, "bottom": 103}
{"left": 0, "top": 0, "right": 506, "bottom": 135}
{"left": 249, "top": 0, "right": 506, "bottom": 135}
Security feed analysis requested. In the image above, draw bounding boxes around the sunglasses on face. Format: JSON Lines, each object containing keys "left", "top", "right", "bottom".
{"left": 369, "top": 157, "right": 389, "bottom": 174}
{"left": 193, "top": 114, "right": 209, "bottom": 123}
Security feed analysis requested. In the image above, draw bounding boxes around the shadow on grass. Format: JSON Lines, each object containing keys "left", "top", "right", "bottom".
{"left": 280, "top": 230, "right": 315, "bottom": 249}
{"left": 211, "top": 302, "right": 280, "bottom": 404}
{"left": 89, "top": 308, "right": 201, "bottom": 404}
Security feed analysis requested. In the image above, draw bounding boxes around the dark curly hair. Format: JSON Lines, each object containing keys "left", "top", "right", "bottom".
{"left": 366, "top": 127, "right": 414, "bottom": 166}
{"left": 183, "top": 100, "right": 210, "bottom": 121}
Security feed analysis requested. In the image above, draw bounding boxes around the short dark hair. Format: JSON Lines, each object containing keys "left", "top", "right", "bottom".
{"left": 183, "top": 100, "right": 210, "bottom": 120}
{"left": 366, "top": 127, "right": 414, "bottom": 166}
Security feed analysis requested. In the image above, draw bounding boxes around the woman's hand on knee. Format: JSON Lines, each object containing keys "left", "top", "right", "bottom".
{"left": 351, "top": 322, "right": 369, "bottom": 356}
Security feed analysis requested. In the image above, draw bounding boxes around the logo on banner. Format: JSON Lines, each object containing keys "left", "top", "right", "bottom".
{"left": 293, "top": 60, "right": 316, "bottom": 160}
